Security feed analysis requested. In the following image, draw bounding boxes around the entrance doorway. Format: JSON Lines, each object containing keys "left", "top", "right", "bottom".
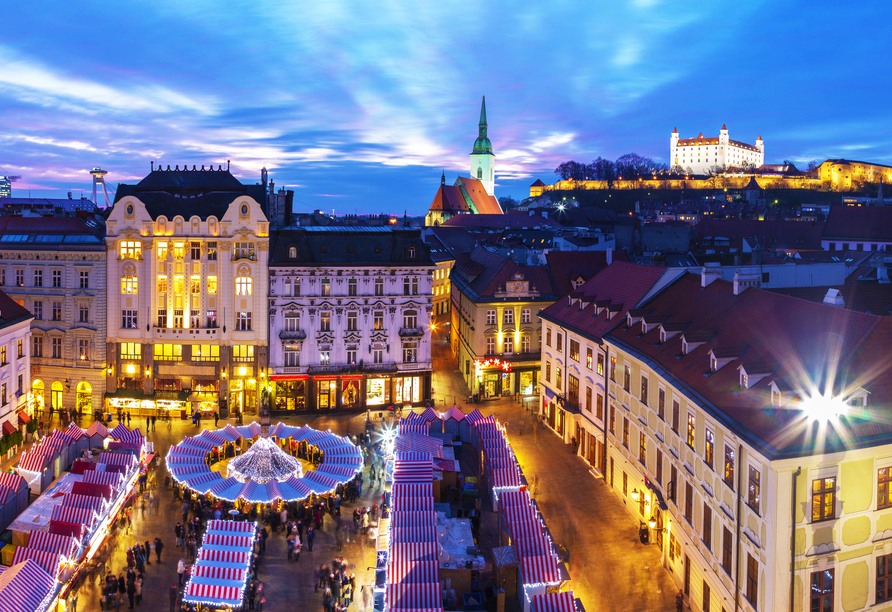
{"left": 484, "top": 374, "right": 498, "bottom": 398}
{"left": 51, "top": 381, "right": 63, "bottom": 414}
{"left": 684, "top": 554, "right": 691, "bottom": 595}
{"left": 31, "top": 380, "right": 45, "bottom": 416}
{"left": 76, "top": 382, "right": 92, "bottom": 415}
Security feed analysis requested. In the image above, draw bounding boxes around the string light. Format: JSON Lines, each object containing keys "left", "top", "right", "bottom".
{"left": 227, "top": 437, "right": 303, "bottom": 484}
{"left": 182, "top": 521, "right": 259, "bottom": 609}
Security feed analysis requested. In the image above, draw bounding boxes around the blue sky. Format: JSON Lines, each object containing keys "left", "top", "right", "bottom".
{"left": 1, "top": 1, "right": 889, "bottom": 215}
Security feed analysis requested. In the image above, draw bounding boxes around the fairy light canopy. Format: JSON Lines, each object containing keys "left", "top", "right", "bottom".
{"left": 227, "top": 436, "right": 303, "bottom": 484}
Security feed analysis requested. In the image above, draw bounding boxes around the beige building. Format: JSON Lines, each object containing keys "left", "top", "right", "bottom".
{"left": 0, "top": 215, "right": 106, "bottom": 417}
{"left": 541, "top": 262, "right": 892, "bottom": 612}
{"left": 106, "top": 166, "right": 269, "bottom": 418}
{"left": 0, "top": 290, "right": 33, "bottom": 435}
{"left": 817, "top": 159, "right": 892, "bottom": 191}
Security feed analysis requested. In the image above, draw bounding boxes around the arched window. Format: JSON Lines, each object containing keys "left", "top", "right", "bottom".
{"left": 477, "top": 167, "right": 483, "bottom": 180}
{"left": 121, "top": 265, "right": 138, "bottom": 294}
{"left": 31, "top": 380, "right": 44, "bottom": 414}
{"left": 76, "top": 381, "right": 92, "bottom": 415}
{"left": 407, "top": 246, "right": 416, "bottom": 259}
{"left": 288, "top": 246, "right": 297, "bottom": 259}
{"left": 236, "top": 268, "right": 253, "bottom": 296}
{"left": 51, "top": 381, "right": 63, "bottom": 413}
{"left": 403, "top": 310, "right": 418, "bottom": 329}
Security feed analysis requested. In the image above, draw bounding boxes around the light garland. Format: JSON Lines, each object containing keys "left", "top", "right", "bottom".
{"left": 181, "top": 521, "right": 259, "bottom": 610}
{"left": 227, "top": 437, "right": 303, "bottom": 484}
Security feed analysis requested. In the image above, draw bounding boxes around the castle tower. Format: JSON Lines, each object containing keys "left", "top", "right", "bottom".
{"left": 470, "top": 96, "right": 495, "bottom": 196}
{"left": 670, "top": 128, "right": 679, "bottom": 167}
{"left": 756, "top": 135, "right": 765, "bottom": 166}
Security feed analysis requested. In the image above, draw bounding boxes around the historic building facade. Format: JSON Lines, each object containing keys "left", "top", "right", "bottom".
{"left": 105, "top": 167, "right": 269, "bottom": 418}
{"left": 671, "top": 126, "right": 764, "bottom": 175}
{"left": 0, "top": 289, "right": 33, "bottom": 436}
{"left": 541, "top": 263, "right": 892, "bottom": 612}
{"left": 0, "top": 215, "right": 106, "bottom": 417}
{"left": 268, "top": 226, "right": 434, "bottom": 413}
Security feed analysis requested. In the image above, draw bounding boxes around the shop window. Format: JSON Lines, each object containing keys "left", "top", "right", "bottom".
{"left": 367, "top": 377, "right": 389, "bottom": 405}
{"left": 193, "top": 345, "right": 219, "bottom": 362}
{"left": 232, "top": 345, "right": 254, "bottom": 362}
{"left": 153, "top": 344, "right": 182, "bottom": 361}
{"left": 120, "top": 343, "right": 141, "bottom": 360}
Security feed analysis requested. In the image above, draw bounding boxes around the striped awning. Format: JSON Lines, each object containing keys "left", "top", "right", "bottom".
{"left": 182, "top": 437, "right": 216, "bottom": 451}
{"left": 419, "top": 408, "right": 440, "bottom": 423}
{"left": 206, "top": 520, "right": 254, "bottom": 533}
{"left": 170, "top": 464, "right": 211, "bottom": 478}
{"left": 397, "top": 414, "right": 429, "bottom": 435}
{"left": 521, "top": 554, "right": 561, "bottom": 585}
{"left": 17, "top": 449, "right": 49, "bottom": 472}
{"left": 464, "top": 408, "right": 484, "bottom": 424}
{"left": 203, "top": 534, "right": 253, "bottom": 548}
{"left": 392, "top": 496, "right": 434, "bottom": 512}
{"left": 514, "top": 530, "right": 552, "bottom": 557}
{"left": 0, "top": 472, "right": 25, "bottom": 490}
{"left": 279, "top": 477, "right": 314, "bottom": 501}
{"left": 218, "top": 425, "right": 243, "bottom": 442}
{"left": 183, "top": 471, "right": 224, "bottom": 493}
{"left": 108, "top": 424, "right": 144, "bottom": 445}
{"left": 198, "top": 549, "right": 252, "bottom": 564}
{"left": 390, "top": 526, "right": 438, "bottom": 543}
{"left": 385, "top": 583, "right": 442, "bottom": 609}
{"left": 83, "top": 470, "right": 123, "bottom": 487}
{"left": 390, "top": 512, "right": 437, "bottom": 527}
{"left": 167, "top": 455, "right": 206, "bottom": 465}
{"left": 11, "top": 547, "right": 62, "bottom": 578}
{"left": 387, "top": 559, "right": 439, "bottom": 584}
{"left": 532, "top": 591, "right": 576, "bottom": 612}
{"left": 316, "top": 464, "right": 360, "bottom": 481}
{"left": 84, "top": 421, "right": 109, "bottom": 437}
{"left": 491, "top": 468, "right": 521, "bottom": 489}
{"left": 317, "top": 434, "right": 353, "bottom": 450}
{"left": 48, "top": 430, "right": 75, "bottom": 446}
{"left": 26, "top": 532, "right": 77, "bottom": 557}
{"left": 389, "top": 541, "right": 438, "bottom": 562}
{"left": 184, "top": 521, "right": 256, "bottom": 608}
{"left": 499, "top": 490, "right": 533, "bottom": 509}
{"left": 503, "top": 502, "right": 536, "bottom": 528}
{"left": 50, "top": 505, "right": 97, "bottom": 527}
{"left": 443, "top": 406, "right": 465, "bottom": 422}
{"left": 196, "top": 430, "right": 228, "bottom": 447}
{"left": 393, "top": 461, "right": 434, "bottom": 484}
{"left": 0, "top": 560, "right": 57, "bottom": 612}
{"left": 324, "top": 445, "right": 362, "bottom": 457}
{"left": 304, "top": 471, "right": 338, "bottom": 490}
{"left": 235, "top": 422, "right": 262, "bottom": 438}
{"left": 192, "top": 565, "right": 247, "bottom": 581}
{"left": 183, "top": 582, "right": 243, "bottom": 606}
{"left": 98, "top": 452, "right": 137, "bottom": 469}
{"left": 168, "top": 445, "right": 207, "bottom": 457}
{"left": 394, "top": 434, "right": 443, "bottom": 458}
{"left": 392, "top": 483, "right": 434, "bottom": 498}
{"left": 64, "top": 423, "right": 87, "bottom": 440}
{"left": 62, "top": 493, "right": 104, "bottom": 512}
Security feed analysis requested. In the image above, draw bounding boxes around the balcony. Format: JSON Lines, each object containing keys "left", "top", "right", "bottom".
{"left": 398, "top": 326, "right": 425, "bottom": 337}
{"left": 496, "top": 350, "right": 540, "bottom": 363}
{"left": 279, "top": 329, "right": 307, "bottom": 340}
{"left": 153, "top": 326, "right": 219, "bottom": 341}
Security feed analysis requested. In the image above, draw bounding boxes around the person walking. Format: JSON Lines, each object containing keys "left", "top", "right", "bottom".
{"left": 361, "top": 585, "right": 372, "bottom": 612}
{"left": 307, "top": 525, "right": 315, "bottom": 551}
{"left": 247, "top": 580, "right": 257, "bottom": 610}
{"left": 169, "top": 585, "right": 178, "bottom": 612}
{"left": 135, "top": 573, "right": 143, "bottom": 606}
{"left": 177, "top": 559, "right": 186, "bottom": 586}
{"left": 293, "top": 538, "right": 302, "bottom": 563}
{"left": 214, "top": 411, "right": 219, "bottom": 427}
{"left": 255, "top": 581, "right": 265, "bottom": 612}
{"left": 154, "top": 538, "right": 163, "bottom": 563}
{"left": 126, "top": 578, "right": 136, "bottom": 609}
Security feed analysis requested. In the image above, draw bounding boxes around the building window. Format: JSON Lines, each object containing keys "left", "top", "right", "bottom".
{"left": 232, "top": 345, "right": 254, "bottom": 362}
{"left": 234, "top": 242, "right": 255, "bottom": 260}
{"left": 568, "top": 375, "right": 579, "bottom": 406}
{"left": 812, "top": 477, "right": 836, "bottom": 522}
{"left": 346, "top": 349, "right": 357, "bottom": 365}
{"left": 638, "top": 432, "right": 646, "bottom": 464}
{"left": 52, "top": 301, "right": 62, "bottom": 321}
{"left": 569, "top": 339, "right": 579, "bottom": 362}
{"left": 191, "top": 242, "right": 201, "bottom": 260}
{"left": 16, "top": 340, "right": 22, "bottom": 359}
{"left": 52, "top": 270, "right": 62, "bottom": 288}
{"left": 173, "top": 242, "right": 185, "bottom": 259}
{"left": 0, "top": 346, "right": 5, "bottom": 365}
{"left": 878, "top": 468, "right": 892, "bottom": 510}
{"left": 190, "top": 309, "right": 200, "bottom": 328}
{"left": 585, "top": 348, "right": 593, "bottom": 370}
{"left": 748, "top": 466, "right": 761, "bottom": 515}
{"left": 487, "top": 310, "right": 496, "bottom": 325}
{"left": 686, "top": 413, "right": 696, "bottom": 448}
{"left": 503, "top": 309, "right": 514, "bottom": 325}
{"left": 702, "top": 582, "right": 711, "bottom": 612}
{"left": 32, "top": 336, "right": 43, "bottom": 357}
{"left": 546, "top": 328, "right": 552, "bottom": 347}
{"left": 657, "top": 389, "right": 665, "bottom": 420}
{"left": 119, "top": 241, "right": 141, "bottom": 259}
{"left": 157, "top": 276, "right": 167, "bottom": 294}
{"left": 235, "top": 311, "right": 252, "bottom": 331}
{"left": 374, "top": 311, "right": 384, "bottom": 330}
{"left": 672, "top": 401, "right": 680, "bottom": 433}
{"left": 206, "top": 310, "right": 217, "bottom": 328}
{"left": 596, "top": 394, "right": 604, "bottom": 420}
{"left": 157, "top": 308, "right": 167, "bottom": 328}
{"left": 656, "top": 449, "right": 663, "bottom": 483}
{"left": 585, "top": 387, "right": 592, "bottom": 412}
{"left": 412, "top": 277, "right": 418, "bottom": 295}
{"left": 33, "top": 301, "right": 42, "bottom": 320}
{"left": 556, "top": 333, "right": 563, "bottom": 353}
{"left": 555, "top": 367, "right": 561, "bottom": 389}
{"left": 746, "top": 554, "right": 759, "bottom": 607}
{"left": 154, "top": 344, "right": 183, "bottom": 362}
{"left": 521, "top": 309, "right": 530, "bottom": 323}
{"left": 402, "top": 341, "right": 417, "bottom": 363}
{"left": 284, "top": 314, "right": 300, "bottom": 331}
{"left": 503, "top": 336, "right": 514, "bottom": 354}
{"left": 722, "top": 526, "right": 733, "bottom": 574}
{"left": 79, "top": 271, "right": 89, "bottom": 289}
{"left": 877, "top": 554, "right": 892, "bottom": 603}
{"left": 120, "top": 343, "right": 141, "bottom": 360}
{"left": 51, "top": 337, "right": 62, "bottom": 359}
{"left": 545, "top": 361, "right": 551, "bottom": 383}
{"left": 609, "top": 405, "right": 615, "bottom": 434}
{"left": 375, "top": 277, "right": 384, "bottom": 296}
{"left": 705, "top": 428, "right": 714, "bottom": 469}
{"left": 157, "top": 242, "right": 168, "bottom": 259}
{"left": 207, "top": 242, "right": 217, "bottom": 260}
{"left": 684, "top": 481, "right": 693, "bottom": 523}
{"left": 236, "top": 272, "right": 253, "bottom": 296}
{"left": 319, "top": 351, "right": 330, "bottom": 365}
{"left": 702, "top": 504, "right": 712, "bottom": 550}
{"left": 403, "top": 277, "right": 410, "bottom": 295}
{"left": 373, "top": 349, "right": 383, "bottom": 364}
{"left": 121, "top": 310, "right": 137, "bottom": 329}
{"left": 174, "top": 309, "right": 184, "bottom": 328}
{"left": 521, "top": 335, "right": 530, "bottom": 353}
{"left": 623, "top": 472, "right": 627, "bottom": 496}
{"left": 78, "top": 304, "right": 89, "bottom": 323}
{"left": 724, "top": 445, "right": 735, "bottom": 489}
{"left": 34, "top": 269, "right": 42, "bottom": 287}
{"left": 344, "top": 311, "right": 357, "bottom": 331}
{"left": 347, "top": 278, "right": 358, "bottom": 296}
{"left": 640, "top": 376, "right": 648, "bottom": 405}
{"left": 595, "top": 354, "right": 603, "bottom": 377}
{"left": 121, "top": 272, "right": 138, "bottom": 294}
{"left": 403, "top": 310, "right": 418, "bottom": 329}
{"left": 191, "top": 276, "right": 201, "bottom": 294}
{"left": 622, "top": 417, "right": 629, "bottom": 448}
{"left": 810, "top": 569, "right": 834, "bottom": 612}
{"left": 78, "top": 339, "right": 89, "bottom": 361}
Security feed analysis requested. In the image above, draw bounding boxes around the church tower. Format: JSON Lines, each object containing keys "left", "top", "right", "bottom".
{"left": 470, "top": 96, "right": 496, "bottom": 196}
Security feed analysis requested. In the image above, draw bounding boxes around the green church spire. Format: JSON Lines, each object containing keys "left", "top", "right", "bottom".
{"left": 471, "top": 96, "right": 493, "bottom": 155}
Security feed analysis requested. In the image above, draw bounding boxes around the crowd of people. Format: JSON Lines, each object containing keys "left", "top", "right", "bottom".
{"left": 97, "top": 537, "right": 164, "bottom": 611}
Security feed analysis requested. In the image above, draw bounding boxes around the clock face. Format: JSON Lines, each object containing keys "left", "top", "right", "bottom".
{"left": 241, "top": 204, "right": 249, "bottom": 216}
{"left": 126, "top": 204, "right": 134, "bottom": 215}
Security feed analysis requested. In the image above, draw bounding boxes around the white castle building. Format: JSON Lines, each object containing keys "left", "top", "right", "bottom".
{"left": 671, "top": 126, "right": 764, "bottom": 175}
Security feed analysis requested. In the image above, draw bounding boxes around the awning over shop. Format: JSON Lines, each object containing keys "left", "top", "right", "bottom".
{"left": 270, "top": 375, "right": 309, "bottom": 381}
{"left": 2, "top": 421, "right": 16, "bottom": 435}
{"left": 104, "top": 389, "right": 152, "bottom": 400}
{"left": 155, "top": 390, "right": 189, "bottom": 401}
{"left": 17, "top": 412, "right": 30, "bottom": 425}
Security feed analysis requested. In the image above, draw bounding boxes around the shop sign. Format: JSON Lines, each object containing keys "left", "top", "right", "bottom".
{"left": 473, "top": 358, "right": 512, "bottom": 372}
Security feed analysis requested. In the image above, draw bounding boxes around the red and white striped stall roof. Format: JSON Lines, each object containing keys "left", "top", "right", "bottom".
{"left": 198, "top": 549, "right": 252, "bottom": 564}
{"left": 324, "top": 445, "right": 363, "bottom": 457}
{"left": 192, "top": 565, "right": 246, "bottom": 581}
{"left": 464, "top": 409, "right": 484, "bottom": 424}
{"left": 196, "top": 430, "right": 228, "bottom": 447}
{"left": 389, "top": 541, "right": 439, "bottom": 562}
{"left": 303, "top": 429, "right": 331, "bottom": 444}
{"left": 0, "top": 472, "right": 25, "bottom": 490}
{"left": 390, "top": 512, "right": 438, "bottom": 527}
{"left": 26, "top": 532, "right": 77, "bottom": 557}
{"left": 393, "top": 463, "right": 434, "bottom": 484}
{"left": 305, "top": 471, "right": 339, "bottom": 490}
{"left": 168, "top": 445, "right": 207, "bottom": 457}
{"left": 317, "top": 434, "right": 353, "bottom": 450}
{"left": 520, "top": 554, "right": 561, "bottom": 585}
{"left": 50, "top": 505, "right": 97, "bottom": 527}
{"left": 84, "top": 421, "right": 109, "bottom": 437}
{"left": 503, "top": 503, "right": 536, "bottom": 528}
{"left": 64, "top": 423, "right": 87, "bottom": 440}
{"left": 390, "top": 526, "right": 438, "bottom": 543}
{"left": 316, "top": 464, "right": 361, "bottom": 480}
{"left": 203, "top": 534, "right": 253, "bottom": 548}
{"left": 98, "top": 452, "right": 137, "bottom": 468}
{"left": 394, "top": 452, "right": 433, "bottom": 462}
{"left": 490, "top": 468, "right": 521, "bottom": 489}
{"left": 62, "top": 493, "right": 104, "bottom": 511}
{"left": 48, "top": 430, "right": 74, "bottom": 446}
{"left": 183, "top": 582, "right": 242, "bottom": 605}
{"left": 444, "top": 406, "right": 465, "bottom": 422}
{"left": 385, "top": 582, "right": 442, "bottom": 609}
{"left": 391, "top": 483, "right": 434, "bottom": 498}
{"left": 509, "top": 518, "right": 545, "bottom": 545}
{"left": 167, "top": 455, "right": 206, "bottom": 465}
{"left": 394, "top": 434, "right": 444, "bottom": 458}
{"left": 392, "top": 496, "right": 435, "bottom": 512}
{"left": 170, "top": 464, "right": 211, "bottom": 478}
{"left": 11, "top": 547, "right": 62, "bottom": 577}
{"left": 419, "top": 408, "right": 440, "bottom": 423}
{"left": 515, "top": 531, "right": 552, "bottom": 558}
{"left": 17, "top": 449, "right": 49, "bottom": 472}
{"left": 108, "top": 424, "right": 144, "bottom": 445}
{"left": 182, "top": 437, "right": 216, "bottom": 451}
{"left": 532, "top": 591, "right": 575, "bottom": 612}
{"left": 397, "top": 413, "right": 429, "bottom": 435}
{"left": 0, "top": 559, "right": 56, "bottom": 612}
{"left": 387, "top": 559, "right": 439, "bottom": 584}
{"left": 218, "top": 425, "right": 243, "bottom": 442}
{"left": 206, "top": 520, "right": 255, "bottom": 533}
{"left": 499, "top": 490, "right": 532, "bottom": 509}
{"left": 83, "top": 470, "right": 123, "bottom": 487}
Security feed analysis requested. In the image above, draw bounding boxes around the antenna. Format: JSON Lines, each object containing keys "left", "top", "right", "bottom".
{"left": 90, "top": 168, "right": 112, "bottom": 207}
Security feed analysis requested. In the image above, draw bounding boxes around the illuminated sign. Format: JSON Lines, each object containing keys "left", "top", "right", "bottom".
{"left": 473, "top": 358, "right": 512, "bottom": 372}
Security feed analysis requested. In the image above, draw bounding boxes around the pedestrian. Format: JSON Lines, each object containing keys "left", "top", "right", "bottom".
{"left": 182, "top": 501, "right": 189, "bottom": 522}
{"left": 126, "top": 578, "right": 135, "bottom": 609}
{"left": 247, "top": 580, "right": 257, "bottom": 610}
{"left": 361, "top": 585, "right": 372, "bottom": 612}
{"left": 214, "top": 411, "right": 219, "bottom": 427}
{"left": 177, "top": 559, "right": 186, "bottom": 586}
{"left": 256, "top": 581, "right": 265, "bottom": 611}
{"left": 280, "top": 506, "right": 288, "bottom": 530}
{"left": 293, "top": 538, "right": 302, "bottom": 562}
{"left": 323, "top": 588, "right": 333, "bottom": 612}
{"left": 307, "top": 526, "right": 315, "bottom": 551}
{"left": 676, "top": 590, "right": 684, "bottom": 612}
{"left": 135, "top": 573, "right": 142, "bottom": 605}
{"left": 169, "top": 585, "right": 178, "bottom": 612}
{"left": 144, "top": 541, "right": 152, "bottom": 565}
{"left": 175, "top": 523, "right": 183, "bottom": 548}
{"left": 154, "top": 538, "right": 163, "bottom": 563}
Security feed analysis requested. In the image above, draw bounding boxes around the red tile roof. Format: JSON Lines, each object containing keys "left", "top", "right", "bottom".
{"left": 0, "top": 288, "right": 32, "bottom": 330}
{"left": 428, "top": 184, "right": 468, "bottom": 213}
{"left": 823, "top": 205, "right": 892, "bottom": 241}
{"left": 443, "top": 214, "right": 561, "bottom": 229}
{"left": 695, "top": 218, "right": 824, "bottom": 251}
{"left": 455, "top": 177, "right": 503, "bottom": 215}
{"left": 606, "top": 274, "right": 892, "bottom": 458}
{"left": 545, "top": 250, "right": 629, "bottom": 296}
{"left": 767, "top": 284, "right": 892, "bottom": 315}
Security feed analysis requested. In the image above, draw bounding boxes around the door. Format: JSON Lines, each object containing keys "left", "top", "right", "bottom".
{"left": 51, "top": 381, "right": 63, "bottom": 413}
{"left": 684, "top": 554, "right": 691, "bottom": 595}
{"left": 655, "top": 511, "right": 664, "bottom": 551}
{"left": 609, "top": 456, "right": 614, "bottom": 488}
{"left": 485, "top": 377, "right": 497, "bottom": 398}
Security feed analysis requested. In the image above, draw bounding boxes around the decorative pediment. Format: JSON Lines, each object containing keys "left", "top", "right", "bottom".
{"left": 344, "top": 332, "right": 363, "bottom": 343}
{"left": 282, "top": 302, "right": 302, "bottom": 312}
{"left": 370, "top": 332, "right": 388, "bottom": 343}
{"left": 316, "top": 333, "right": 335, "bottom": 344}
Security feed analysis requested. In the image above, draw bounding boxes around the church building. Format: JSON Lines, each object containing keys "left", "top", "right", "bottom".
{"left": 425, "top": 97, "right": 503, "bottom": 227}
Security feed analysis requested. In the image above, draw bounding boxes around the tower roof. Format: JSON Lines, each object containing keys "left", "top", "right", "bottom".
{"left": 471, "top": 96, "right": 493, "bottom": 155}
{"left": 672, "top": 127, "right": 678, "bottom": 134}
{"left": 721, "top": 124, "right": 727, "bottom": 130}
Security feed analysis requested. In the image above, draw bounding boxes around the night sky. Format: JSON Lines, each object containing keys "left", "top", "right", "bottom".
{"left": 1, "top": 1, "right": 889, "bottom": 215}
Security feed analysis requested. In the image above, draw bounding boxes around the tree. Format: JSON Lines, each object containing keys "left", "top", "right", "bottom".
{"left": 498, "top": 196, "right": 519, "bottom": 210}
{"left": 587, "top": 157, "right": 616, "bottom": 182}
{"left": 615, "top": 153, "right": 653, "bottom": 179}
{"left": 670, "top": 165, "right": 685, "bottom": 176}
{"left": 807, "top": 160, "right": 819, "bottom": 173}
{"left": 553, "top": 161, "right": 588, "bottom": 181}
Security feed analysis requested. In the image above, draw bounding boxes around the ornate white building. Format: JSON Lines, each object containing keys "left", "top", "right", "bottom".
{"left": 0, "top": 215, "right": 106, "bottom": 417}
{"left": 106, "top": 166, "right": 269, "bottom": 418}
{"left": 0, "top": 289, "right": 33, "bottom": 436}
{"left": 671, "top": 126, "right": 764, "bottom": 175}
{"left": 268, "top": 226, "right": 434, "bottom": 413}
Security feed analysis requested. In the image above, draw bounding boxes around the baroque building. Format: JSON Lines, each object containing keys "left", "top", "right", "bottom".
{"left": 0, "top": 289, "right": 33, "bottom": 434}
{"left": 268, "top": 226, "right": 434, "bottom": 413}
{"left": 0, "top": 215, "right": 106, "bottom": 417}
{"left": 105, "top": 166, "right": 269, "bottom": 418}
{"left": 671, "top": 126, "right": 764, "bottom": 175}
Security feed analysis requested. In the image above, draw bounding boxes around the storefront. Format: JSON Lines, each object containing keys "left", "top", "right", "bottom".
{"left": 190, "top": 379, "right": 220, "bottom": 414}
{"left": 315, "top": 378, "right": 337, "bottom": 410}
{"left": 395, "top": 376, "right": 422, "bottom": 404}
{"left": 341, "top": 377, "right": 362, "bottom": 409}
{"left": 228, "top": 379, "right": 257, "bottom": 418}
{"left": 473, "top": 358, "right": 513, "bottom": 399}
{"left": 272, "top": 376, "right": 308, "bottom": 411}
{"left": 366, "top": 376, "right": 391, "bottom": 408}
{"left": 269, "top": 370, "right": 429, "bottom": 413}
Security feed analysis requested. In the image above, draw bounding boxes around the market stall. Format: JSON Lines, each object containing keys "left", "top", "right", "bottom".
{"left": 461, "top": 409, "right": 484, "bottom": 445}
{"left": 443, "top": 406, "right": 465, "bottom": 440}
{"left": 182, "top": 520, "right": 257, "bottom": 611}
{"left": 0, "top": 473, "right": 29, "bottom": 533}
{"left": 0, "top": 559, "right": 57, "bottom": 612}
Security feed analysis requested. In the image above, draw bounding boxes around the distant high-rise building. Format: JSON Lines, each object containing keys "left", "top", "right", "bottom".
{"left": 0, "top": 177, "right": 11, "bottom": 198}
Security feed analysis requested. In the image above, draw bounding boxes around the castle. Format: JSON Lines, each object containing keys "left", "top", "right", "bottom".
{"left": 671, "top": 125, "right": 764, "bottom": 175}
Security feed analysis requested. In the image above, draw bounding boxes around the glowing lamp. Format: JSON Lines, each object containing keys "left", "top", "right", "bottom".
{"left": 238, "top": 366, "right": 247, "bottom": 377}
{"left": 804, "top": 393, "right": 847, "bottom": 422}
{"left": 648, "top": 516, "right": 657, "bottom": 529}
{"left": 631, "top": 488, "right": 640, "bottom": 501}
{"left": 126, "top": 364, "right": 136, "bottom": 375}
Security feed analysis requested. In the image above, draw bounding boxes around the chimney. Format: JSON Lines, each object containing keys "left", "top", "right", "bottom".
{"left": 606, "top": 246, "right": 613, "bottom": 265}
{"left": 733, "top": 267, "right": 761, "bottom": 295}
{"left": 542, "top": 211, "right": 548, "bottom": 219}
{"left": 701, "top": 262, "right": 722, "bottom": 287}
{"left": 823, "top": 288, "right": 845, "bottom": 307}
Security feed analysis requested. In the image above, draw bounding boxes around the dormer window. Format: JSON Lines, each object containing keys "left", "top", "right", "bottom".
{"left": 711, "top": 356, "right": 719, "bottom": 372}
{"left": 288, "top": 246, "right": 298, "bottom": 259}
{"left": 741, "top": 373, "right": 748, "bottom": 389}
{"left": 772, "top": 388, "right": 781, "bottom": 407}
{"left": 407, "top": 246, "right": 416, "bottom": 259}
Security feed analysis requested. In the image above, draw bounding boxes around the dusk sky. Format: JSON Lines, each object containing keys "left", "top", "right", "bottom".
{"left": 1, "top": 1, "right": 889, "bottom": 215}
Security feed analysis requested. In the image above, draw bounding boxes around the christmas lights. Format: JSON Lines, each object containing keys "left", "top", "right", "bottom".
{"left": 226, "top": 436, "right": 303, "bottom": 484}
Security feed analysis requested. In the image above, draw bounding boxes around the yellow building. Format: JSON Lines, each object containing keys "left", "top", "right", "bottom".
{"left": 817, "top": 159, "right": 892, "bottom": 191}
{"left": 541, "top": 263, "right": 892, "bottom": 612}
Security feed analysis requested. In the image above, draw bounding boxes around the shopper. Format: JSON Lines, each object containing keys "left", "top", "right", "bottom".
{"left": 177, "top": 559, "right": 186, "bottom": 586}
